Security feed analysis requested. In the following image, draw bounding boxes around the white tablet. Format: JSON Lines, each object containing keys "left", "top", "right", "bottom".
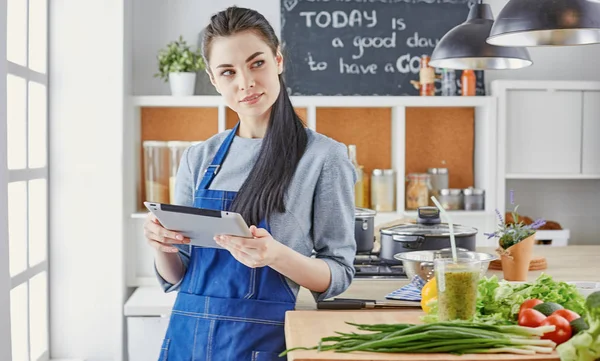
{"left": 144, "top": 202, "right": 253, "bottom": 249}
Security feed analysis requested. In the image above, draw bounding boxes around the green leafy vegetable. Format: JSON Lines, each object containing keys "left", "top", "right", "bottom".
{"left": 423, "top": 273, "right": 586, "bottom": 325}
{"left": 557, "top": 291, "right": 600, "bottom": 361}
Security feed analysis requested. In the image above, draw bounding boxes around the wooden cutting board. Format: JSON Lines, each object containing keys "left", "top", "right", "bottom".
{"left": 284, "top": 310, "right": 559, "bottom": 361}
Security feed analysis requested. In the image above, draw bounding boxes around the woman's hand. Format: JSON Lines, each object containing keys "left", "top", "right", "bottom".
{"left": 214, "top": 226, "right": 284, "bottom": 268}
{"left": 143, "top": 213, "right": 190, "bottom": 253}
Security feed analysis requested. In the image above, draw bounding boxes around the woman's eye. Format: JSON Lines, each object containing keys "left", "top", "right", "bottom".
{"left": 252, "top": 60, "right": 264, "bottom": 68}
{"left": 221, "top": 70, "right": 234, "bottom": 76}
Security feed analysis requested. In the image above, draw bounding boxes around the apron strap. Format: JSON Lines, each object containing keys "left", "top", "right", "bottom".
{"left": 198, "top": 122, "right": 240, "bottom": 190}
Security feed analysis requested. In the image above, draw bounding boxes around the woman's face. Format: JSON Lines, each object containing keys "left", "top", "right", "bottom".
{"left": 207, "top": 31, "right": 283, "bottom": 121}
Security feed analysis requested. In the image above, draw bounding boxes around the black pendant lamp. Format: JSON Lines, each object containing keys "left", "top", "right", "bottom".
{"left": 487, "top": 0, "right": 600, "bottom": 46}
{"left": 430, "top": 1, "right": 532, "bottom": 70}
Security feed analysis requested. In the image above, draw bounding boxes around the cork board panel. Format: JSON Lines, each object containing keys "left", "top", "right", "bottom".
{"left": 141, "top": 107, "right": 218, "bottom": 141}
{"left": 139, "top": 107, "right": 219, "bottom": 210}
{"left": 225, "top": 106, "right": 307, "bottom": 129}
{"left": 315, "top": 108, "right": 392, "bottom": 175}
{"left": 405, "top": 107, "right": 474, "bottom": 189}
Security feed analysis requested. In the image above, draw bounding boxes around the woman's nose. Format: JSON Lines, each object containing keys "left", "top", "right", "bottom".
{"left": 238, "top": 71, "right": 255, "bottom": 90}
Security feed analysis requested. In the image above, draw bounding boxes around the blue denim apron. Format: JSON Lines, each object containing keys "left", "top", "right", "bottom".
{"left": 158, "top": 123, "right": 296, "bottom": 361}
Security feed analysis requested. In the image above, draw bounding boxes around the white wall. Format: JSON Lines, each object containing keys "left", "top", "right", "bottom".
{"left": 132, "top": 0, "right": 600, "bottom": 96}
{"left": 50, "top": 0, "right": 126, "bottom": 360}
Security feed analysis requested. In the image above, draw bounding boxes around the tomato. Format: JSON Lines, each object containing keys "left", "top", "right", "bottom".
{"left": 519, "top": 299, "right": 544, "bottom": 317}
{"left": 518, "top": 308, "right": 547, "bottom": 328}
{"left": 540, "top": 315, "right": 572, "bottom": 345}
{"left": 551, "top": 309, "right": 581, "bottom": 323}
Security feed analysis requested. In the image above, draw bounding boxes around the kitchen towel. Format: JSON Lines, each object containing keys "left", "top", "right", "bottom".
{"left": 385, "top": 275, "right": 425, "bottom": 301}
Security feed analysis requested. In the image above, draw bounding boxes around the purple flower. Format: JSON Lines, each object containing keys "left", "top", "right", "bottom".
{"left": 529, "top": 218, "right": 546, "bottom": 230}
{"left": 510, "top": 189, "right": 515, "bottom": 205}
{"left": 484, "top": 232, "right": 497, "bottom": 239}
{"left": 495, "top": 209, "right": 504, "bottom": 224}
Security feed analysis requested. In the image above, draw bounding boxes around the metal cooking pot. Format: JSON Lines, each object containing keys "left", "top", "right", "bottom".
{"left": 355, "top": 207, "right": 377, "bottom": 253}
{"left": 379, "top": 206, "right": 477, "bottom": 263}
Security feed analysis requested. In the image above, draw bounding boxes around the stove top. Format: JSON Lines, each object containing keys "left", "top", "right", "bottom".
{"left": 353, "top": 253, "right": 408, "bottom": 279}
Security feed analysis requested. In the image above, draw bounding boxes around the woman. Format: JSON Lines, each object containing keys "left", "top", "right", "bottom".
{"left": 143, "top": 6, "right": 357, "bottom": 360}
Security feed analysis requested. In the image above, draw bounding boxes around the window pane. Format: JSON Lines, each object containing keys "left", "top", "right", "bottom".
{"left": 28, "top": 179, "right": 47, "bottom": 266}
{"left": 7, "top": 75, "right": 27, "bottom": 170}
{"left": 30, "top": 272, "right": 48, "bottom": 360}
{"left": 11, "top": 283, "right": 29, "bottom": 361}
{"left": 29, "top": 0, "right": 47, "bottom": 73}
{"left": 28, "top": 82, "right": 47, "bottom": 168}
{"left": 7, "top": 0, "right": 28, "bottom": 66}
{"left": 8, "top": 182, "right": 28, "bottom": 277}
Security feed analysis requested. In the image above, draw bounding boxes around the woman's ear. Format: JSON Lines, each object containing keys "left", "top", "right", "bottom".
{"left": 207, "top": 69, "right": 221, "bottom": 94}
{"left": 276, "top": 49, "right": 284, "bottom": 74}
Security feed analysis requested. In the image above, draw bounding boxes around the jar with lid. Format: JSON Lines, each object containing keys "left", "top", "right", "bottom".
{"left": 405, "top": 173, "right": 431, "bottom": 210}
{"left": 167, "top": 141, "right": 196, "bottom": 203}
{"left": 463, "top": 187, "right": 485, "bottom": 211}
{"left": 143, "top": 141, "right": 170, "bottom": 204}
{"left": 438, "top": 189, "right": 464, "bottom": 210}
{"left": 427, "top": 167, "right": 449, "bottom": 197}
{"left": 370, "top": 169, "right": 396, "bottom": 212}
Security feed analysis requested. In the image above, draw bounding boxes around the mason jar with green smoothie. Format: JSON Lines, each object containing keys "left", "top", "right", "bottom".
{"left": 434, "top": 258, "right": 481, "bottom": 321}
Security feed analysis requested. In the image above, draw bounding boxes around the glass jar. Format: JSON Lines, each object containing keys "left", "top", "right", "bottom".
{"left": 167, "top": 141, "right": 195, "bottom": 203}
{"left": 143, "top": 141, "right": 170, "bottom": 204}
{"left": 348, "top": 145, "right": 365, "bottom": 208}
{"left": 438, "top": 189, "right": 464, "bottom": 210}
{"left": 370, "top": 169, "right": 396, "bottom": 212}
{"left": 427, "top": 167, "right": 449, "bottom": 197}
{"left": 405, "top": 173, "right": 431, "bottom": 210}
{"left": 463, "top": 187, "right": 485, "bottom": 211}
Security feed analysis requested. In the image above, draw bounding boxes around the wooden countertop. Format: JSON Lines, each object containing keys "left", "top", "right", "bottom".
{"left": 286, "top": 245, "right": 600, "bottom": 360}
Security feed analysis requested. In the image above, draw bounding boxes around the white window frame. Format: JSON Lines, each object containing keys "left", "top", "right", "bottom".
{"left": 1, "top": 0, "right": 12, "bottom": 357}
{"left": 2, "top": 0, "right": 50, "bottom": 360}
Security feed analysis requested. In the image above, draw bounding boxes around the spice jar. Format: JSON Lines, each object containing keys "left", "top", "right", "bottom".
{"left": 405, "top": 173, "right": 431, "bottom": 210}
{"left": 461, "top": 69, "right": 476, "bottom": 96}
{"left": 463, "top": 187, "right": 485, "bottom": 211}
{"left": 370, "top": 169, "right": 396, "bottom": 212}
{"left": 438, "top": 189, "right": 464, "bottom": 210}
{"left": 419, "top": 55, "right": 436, "bottom": 96}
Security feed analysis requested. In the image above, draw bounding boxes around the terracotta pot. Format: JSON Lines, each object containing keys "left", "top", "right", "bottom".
{"left": 499, "top": 233, "right": 535, "bottom": 281}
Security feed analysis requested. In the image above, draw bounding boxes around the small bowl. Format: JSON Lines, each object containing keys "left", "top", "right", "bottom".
{"left": 394, "top": 250, "right": 498, "bottom": 282}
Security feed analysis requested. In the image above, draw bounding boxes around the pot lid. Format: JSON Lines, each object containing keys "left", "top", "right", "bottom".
{"left": 355, "top": 207, "right": 377, "bottom": 217}
{"left": 381, "top": 222, "right": 477, "bottom": 237}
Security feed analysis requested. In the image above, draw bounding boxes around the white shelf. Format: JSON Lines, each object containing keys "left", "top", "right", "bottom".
{"left": 131, "top": 95, "right": 494, "bottom": 108}
{"left": 506, "top": 173, "right": 600, "bottom": 180}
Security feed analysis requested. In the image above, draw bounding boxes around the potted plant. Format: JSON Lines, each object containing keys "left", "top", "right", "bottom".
{"left": 155, "top": 35, "right": 206, "bottom": 96}
{"left": 484, "top": 191, "right": 546, "bottom": 281}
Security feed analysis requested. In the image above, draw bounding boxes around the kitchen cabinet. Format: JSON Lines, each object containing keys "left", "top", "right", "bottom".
{"left": 505, "top": 89, "right": 583, "bottom": 175}
{"left": 582, "top": 91, "right": 600, "bottom": 174}
{"left": 127, "top": 317, "right": 169, "bottom": 361}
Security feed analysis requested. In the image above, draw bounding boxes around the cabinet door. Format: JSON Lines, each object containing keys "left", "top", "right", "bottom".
{"left": 506, "top": 90, "right": 583, "bottom": 174}
{"left": 582, "top": 91, "right": 600, "bottom": 174}
{"left": 127, "top": 316, "right": 170, "bottom": 361}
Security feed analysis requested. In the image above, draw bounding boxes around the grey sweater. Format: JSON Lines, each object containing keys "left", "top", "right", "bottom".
{"left": 155, "top": 127, "right": 358, "bottom": 302}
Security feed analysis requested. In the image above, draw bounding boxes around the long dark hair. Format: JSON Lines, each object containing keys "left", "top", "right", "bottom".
{"left": 202, "top": 6, "right": 308, "bottom": 226}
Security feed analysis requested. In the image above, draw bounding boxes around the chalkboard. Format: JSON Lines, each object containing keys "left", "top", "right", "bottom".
{"left": 280, "top": 0, "right": 485, "bottom": 96}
